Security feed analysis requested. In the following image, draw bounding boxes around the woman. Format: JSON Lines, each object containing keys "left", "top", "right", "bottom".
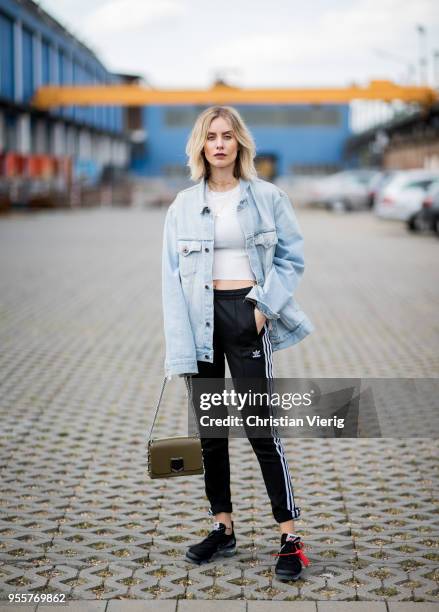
{"left": 161, "top": 106, "right": 313, "bottom": 581}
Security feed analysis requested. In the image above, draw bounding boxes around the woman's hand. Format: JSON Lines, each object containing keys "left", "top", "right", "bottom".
{"left": 254, "top": 307, "right": 267, "bottom": 334}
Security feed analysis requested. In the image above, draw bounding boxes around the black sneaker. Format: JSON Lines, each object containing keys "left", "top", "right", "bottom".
{"left": 185, "top": 521, "right": 236, "bottom": 564}
{"left": 273, "top": 533, "right": 310, "bottom": 581}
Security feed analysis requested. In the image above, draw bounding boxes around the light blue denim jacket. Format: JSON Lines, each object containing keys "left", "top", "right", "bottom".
{"left": 161, "top": 176, "right": 314, "bottom": 378}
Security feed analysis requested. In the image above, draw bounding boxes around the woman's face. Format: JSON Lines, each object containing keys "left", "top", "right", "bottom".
{"left": 203, "top": 116, "right": 239, "bottom": 172}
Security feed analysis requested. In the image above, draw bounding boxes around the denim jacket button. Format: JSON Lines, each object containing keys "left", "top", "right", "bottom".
{"left": 204, "top": 354, "right": 208, "bottom": 359}
{"left": 206, "top": 321, "right": 210, "bottom": 327}
{"left": 205, "top": 284, "right": 209, "bottom": 290}
{"left": 204, "top": 247, "right": 209, "bottom": 252}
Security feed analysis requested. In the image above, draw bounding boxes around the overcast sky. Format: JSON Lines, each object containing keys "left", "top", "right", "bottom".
{"left": 39, "top": 0, "right": 439, "bottom": 89}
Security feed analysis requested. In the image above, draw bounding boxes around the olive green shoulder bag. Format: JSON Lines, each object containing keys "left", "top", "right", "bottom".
{"left": 147, "top": 375, "right": 204, "bottom": 479}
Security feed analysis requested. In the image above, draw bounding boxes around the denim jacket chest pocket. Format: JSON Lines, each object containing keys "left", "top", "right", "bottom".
{"left": 177, "top": 239, "right": 202, "bottom": 278}
{"left": 253, "top": 229, "right": 278, "bottom": 274}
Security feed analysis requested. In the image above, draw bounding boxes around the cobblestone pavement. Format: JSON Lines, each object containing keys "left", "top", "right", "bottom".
{"left": 0, "top": 206, "right": 438, "bottom": 605}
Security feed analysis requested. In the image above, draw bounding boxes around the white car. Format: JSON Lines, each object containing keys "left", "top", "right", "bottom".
{"left": 309, "top": 169, "right": 379, "bottom": 211}
{"left": 374, "top": 170, "right": 439, "bottom": 225}
{"left": 367, "top": 170, "right": 397, "bottom": 208}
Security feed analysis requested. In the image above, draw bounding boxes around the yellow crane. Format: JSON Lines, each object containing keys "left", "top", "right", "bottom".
{"left": 32, "top": 80, "right": 438, "bottom": 108}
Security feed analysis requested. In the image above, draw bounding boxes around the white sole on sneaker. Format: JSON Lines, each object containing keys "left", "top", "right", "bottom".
{"left": 274, "top": 568, "right": 302, "bottom": 581}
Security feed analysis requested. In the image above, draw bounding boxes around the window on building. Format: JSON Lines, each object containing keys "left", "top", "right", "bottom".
{"left": 0, "top": 11, "right": 14, "bottom": 99}
{"left": 164, "top": 105, "right": 341, "bottom": 127}
{"left": 42, "top": 38, "right": 51, "bottom": 85}
{"left": 22, "top": 27, "right": 34, "bottom": 101}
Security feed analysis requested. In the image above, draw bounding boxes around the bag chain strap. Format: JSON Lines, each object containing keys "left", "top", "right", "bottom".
{"left": 184, "top": 374, "right": 200, "bottom": 439}
{"left": 147, "top": 375, "right": 200, "bottom": 442}
{"left": 147, "top": 375, "right": 167, "bottom": 442}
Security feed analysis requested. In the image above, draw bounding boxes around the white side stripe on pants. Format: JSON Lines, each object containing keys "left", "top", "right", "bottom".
{"left": 262, "top": 323, "right": 296, "bottom": 515}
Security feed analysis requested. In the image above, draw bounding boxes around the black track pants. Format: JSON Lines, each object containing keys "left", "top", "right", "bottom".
{"left": 188, "top": 286, "right": 301, "bottom": 524}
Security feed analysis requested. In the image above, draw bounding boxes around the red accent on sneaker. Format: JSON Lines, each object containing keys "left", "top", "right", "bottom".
{"left": 296, "top": 548, "right": 310, "bottom": 567}
{"left": 272, "top": 541, "right": 310, "bottom": 567}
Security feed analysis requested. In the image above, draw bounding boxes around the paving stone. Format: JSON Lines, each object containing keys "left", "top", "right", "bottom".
{"left": 388, "top": 605, "right": 439, "bottom": 612}
{"left": 317, "top": 603, "right": 386, "bottom": 611}
{"left": 178, "top": 601, "right": 245, "bottom": 611}
{"left": 0, "top": 607, "right": 37, "bottom": 612}
{"left": 249, "top": 603, "right": 316, "bottom": 611}
{"left": 108, "top": 601, "right": 176, "bottom": 612}
{"left": 0, "top": 207, "right": 438, "bottom": 604}
{"left": 0, "top": 564, "right": 53, "bottom": 597}
{"left": 37, "top": 604, "right": 106, "bottom": 612}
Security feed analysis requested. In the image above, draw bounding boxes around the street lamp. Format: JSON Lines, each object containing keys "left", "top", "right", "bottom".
{"left": 416, "top": 24, "right": 428, "bottom": 85}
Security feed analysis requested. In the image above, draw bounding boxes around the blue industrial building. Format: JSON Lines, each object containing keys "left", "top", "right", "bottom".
{"left": 0, "top": 0, "right": 129, "bottom": 182}
{"left": 0, "top": 0, "right": 352, "bottom": 185}
{"left": 132, "top": 104, "right": 351, "bottom": 179}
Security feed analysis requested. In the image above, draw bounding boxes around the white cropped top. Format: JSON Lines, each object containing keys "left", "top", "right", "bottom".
{"left": 206, "top": 184, "right": 256, "bottom": 281}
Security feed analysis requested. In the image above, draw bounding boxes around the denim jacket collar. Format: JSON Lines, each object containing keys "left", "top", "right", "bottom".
{"left": 198, "top": 176, "right": 251, "bottom": 212}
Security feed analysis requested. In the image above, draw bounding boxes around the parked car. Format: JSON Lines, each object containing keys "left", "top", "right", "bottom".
{"left": 367, "top": 170, "right": 397, "bottom": 208}
{"left": 415, "top": 179, "right": 439, "bottom": 234}
{"left": 309, "top": 169, "right": 380, "bottom": 211}
{"left": 374, "top": 170, "right": 439, "bottom": 229}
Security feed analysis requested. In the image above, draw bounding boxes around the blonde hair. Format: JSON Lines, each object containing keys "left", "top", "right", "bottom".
{"left": 185, "top": 106, "right": 257, "bottom": 181}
